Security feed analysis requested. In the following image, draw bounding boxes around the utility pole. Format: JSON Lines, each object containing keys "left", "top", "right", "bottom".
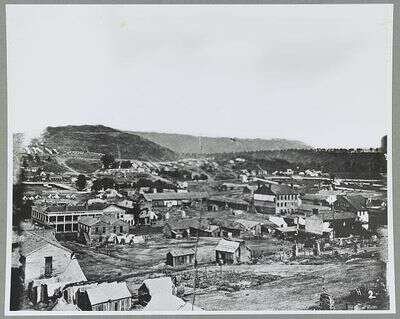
{"left": 191, "top": 196, "right": 204, "bottom": 310}
{"left": 191, "top": 136, "right": 204, "bottom": 310}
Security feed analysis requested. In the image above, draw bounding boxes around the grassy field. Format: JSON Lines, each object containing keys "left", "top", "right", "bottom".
{"left": 64, "top": 158, "right": 102, "bottom": 174}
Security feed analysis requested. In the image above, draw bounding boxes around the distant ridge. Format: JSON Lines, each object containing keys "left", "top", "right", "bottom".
{"left": 41, "top": 125, "right": 177, "bottom": 161}
{"left": 128, "top": 131, "right": 312, "bottom": 154}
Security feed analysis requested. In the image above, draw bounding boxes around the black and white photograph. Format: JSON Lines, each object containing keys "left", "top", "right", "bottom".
{"left": 5, "top": 4, "right": 394, "bottom": 314}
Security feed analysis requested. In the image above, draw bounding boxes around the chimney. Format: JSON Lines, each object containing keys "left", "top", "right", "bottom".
{"left": 312, "top": 208, "right": 319, "bottom": 215}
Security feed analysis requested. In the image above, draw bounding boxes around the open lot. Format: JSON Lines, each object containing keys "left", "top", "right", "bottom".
{"left": 60, "top": 235, "right": 387, "bottom": 311}
{"left": 192, "top": 258, "right": 386, "bottom": 310}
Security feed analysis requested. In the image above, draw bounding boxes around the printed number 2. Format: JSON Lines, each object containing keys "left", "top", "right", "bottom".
{"left": 368, "top": 290, "right": 376, "bottom": 299}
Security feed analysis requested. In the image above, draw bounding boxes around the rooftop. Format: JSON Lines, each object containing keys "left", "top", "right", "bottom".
{"left": 208, "top": 195, "right": 249, "bottom": 206}
{"left": 312, "top": 211, "right": 357, "bottom": 221}
{"left": 141, "top": 277, "right": 175, "bottom": 296}
{"left": 33, "top": 203, "right": 110, "bottom": 214}
{"left": 142, "top": 192, "right": 208, "bottom": 201}
{"left": 86, "top": 281, "right": 132, "bottom": 306}
{"left": 19, "top": 230, "right": 71, "bottom": 257}
{"left": 168, "top": 248, "right": 195, "bottom": 257}
{"left": 340, "top": 195, "right": 367, "bottom": 211}
{"left": 215, "top": 239, "right": 240, "bottom": 253}
{"left": 255, "top": 184, "right": 298, "bottom": 196}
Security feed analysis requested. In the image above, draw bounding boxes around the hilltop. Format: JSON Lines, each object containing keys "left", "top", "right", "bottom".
{"left": 40, "top": 125, "right": 177, "bottom": 161}
{"left": 129, "top": 131, "right": 311, "bottom": 154}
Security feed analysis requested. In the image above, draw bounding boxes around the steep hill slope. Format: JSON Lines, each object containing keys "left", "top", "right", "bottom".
{"left": 129, "top": 131, "right": 311, "bottom": 154}
{"left": 41, "top": 125, "right": 177, "bottom": 161}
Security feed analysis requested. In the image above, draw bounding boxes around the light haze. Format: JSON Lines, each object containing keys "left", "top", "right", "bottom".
{"left": 6, "top": 4, "right": 393, "bottom": 148}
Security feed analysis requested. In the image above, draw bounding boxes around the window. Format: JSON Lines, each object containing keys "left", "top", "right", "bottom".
{"left": 65, "top": 215, "right": 72, "bottom": 221}
{"left": 44, "top": 256, "right": 53, "bottom": 277}
{"left": 120, "top": 226, "right": 123, "bottom": 233}
{"left": 57, "top": 216, "right": 64, "bottom": 222}
{"left": 103, "top": 227, "right": 106, "bottom": 234}
{"left": 73, "top": 224, "right": 78, "bottom": 231}
{"left": 49, "top": 216, "right": 56, "bottom": 223}
{"left": 65, "top": 224, "right": 72, "bottom": 232}
{"left": 73, "top": 215, "right": 79, "bottom": 221}
{"left": 113, "top": 226, "right": 117, "bottom": 233}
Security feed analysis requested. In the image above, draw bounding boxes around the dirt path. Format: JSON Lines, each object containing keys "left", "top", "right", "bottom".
{"left": 56, "top": 156, "right": 80, "bottom": 174}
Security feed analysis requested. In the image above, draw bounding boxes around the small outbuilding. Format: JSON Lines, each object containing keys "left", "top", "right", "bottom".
{"left": 215, "top": 238, "right": 252, "bottom": 264}
{"left": 78, "top": 281, "right": 132, "bottom": 311}
{"left": 166, "top": 249, "right": 195, "bottom": 267}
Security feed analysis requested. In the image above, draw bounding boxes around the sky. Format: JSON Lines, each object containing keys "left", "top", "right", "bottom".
{"left": 6, "top": 4, "right": 393, "bottom": 148}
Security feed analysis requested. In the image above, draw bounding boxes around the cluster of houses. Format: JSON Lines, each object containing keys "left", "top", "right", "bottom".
{"left": 14, "top": 153, "right": 387, "bottom": 312}
{"left": 12, "top": 227, "right": 206, "bottom": 311}
{"left": 28, "top": 178, "right": 386, "bottom": 245}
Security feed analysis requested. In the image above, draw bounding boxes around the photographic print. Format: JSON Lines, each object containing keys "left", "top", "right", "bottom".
{"left": 5, "top": 4, "right": 394, "bottom": 314}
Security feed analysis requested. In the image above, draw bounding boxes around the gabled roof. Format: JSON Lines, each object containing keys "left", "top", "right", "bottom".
{"left": 215, "top": 239, "right": 240, "bottom": 253}
{"left": 19, "top": 230, "right": 71, "bottom": 257}
{"left": 78, "top": 216, "right": 100, "bottom": 227}
{"left": 210, "top": 218, "right": 246, "bottom": 231}
{"left": 141, "top": 277, "right": 175, "bottom": 296}
{"left": 52, "top": 298, "right": 81, "bottom": 311}
{"left": 143, "top": 294, "right": 184, "bottom": 311}
{"left": 58, "top": 257, "right": 87, "bottom": 283}
{"left": 255, "top": 184, "right": 298, "bottom": 196}
{"left": 100, "top": 214, "right": 128, "bottom": 226}
{"left": 86, "top": 281, "right": 131, "bottom": 306}
{"left": 254, "top": 185, "right": 275, "bottom": 196}
{"left": 235, "top": 219, "right": 261, "bottom": 229}
{"left": 168, "top": 248, "right": 195, "bottom": 257}
{"left": 341, "top": 195, "right": 367, "bottom": 211}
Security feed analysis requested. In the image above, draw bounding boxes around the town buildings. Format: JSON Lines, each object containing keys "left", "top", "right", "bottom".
{"left": 141, "top": 192, "right": 208, "bottom": 208}
{"left": 304, "top": 209, "right": 359, "bottom": 239}
{"left": 15, "top": 230, "right": 87, "bottom": 287}
{"left": 77, "top": 214, "right": 130, "bottom": 244}
{"left": 253, "top": 184, "right": 300, "bottom": 215}
{"left": 31, "top": 203, "right": 132, "bottom": 234}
